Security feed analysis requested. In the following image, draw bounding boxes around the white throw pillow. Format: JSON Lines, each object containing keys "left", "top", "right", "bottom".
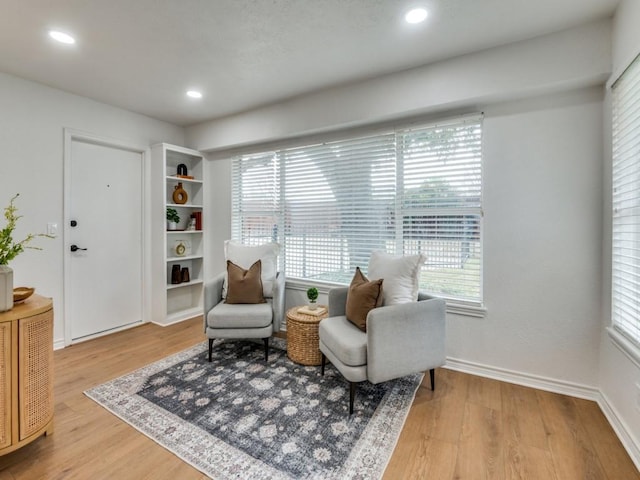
{"left": 367, "top": 251, "right": 426, "bottom": 305}
{"left": 223, "top": 240, "right": 280, "bottom": 298}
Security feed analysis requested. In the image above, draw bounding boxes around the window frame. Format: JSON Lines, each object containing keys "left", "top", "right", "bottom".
{"left": 231, "top": 115, "right": 486, "bottom": 317}
{"left": 609, "top": 52, "right": 640, "bottom": 362}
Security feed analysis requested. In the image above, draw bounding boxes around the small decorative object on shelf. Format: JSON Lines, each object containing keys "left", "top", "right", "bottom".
{"left": 13, "top": 286, "right": 35, "bottom": 303}
{"left": 171, "top": 264, "right": 182, "bottom": 284}
{"left": 172, "top": 182, "right": 188, "bottom": 204}
{"left": 0, "top": 265, "right": 11, "bottom": 313}
{"left": 174, "top": 240, "right": 187, "bottom": 257}
{"left": 166, "top": 208, "right": 180, "bottom": 231}
{"left": 181, "top": 267, "right": 190, "bottom": 283}
{"left": 176, "top": 163, "right": 194, "bottom": 179}
{"left": 306, "top": 287, "right": 319, "bottom": 310}
{"left": 187, "top": 217, "right": 196, "bottom": 231}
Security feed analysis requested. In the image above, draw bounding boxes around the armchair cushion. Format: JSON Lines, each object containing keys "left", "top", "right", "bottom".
{"left": 207, "top": 301, "right": 273, "bottom": 329}
{"left": 319, "top": 316, "right": 367, "bottom": 367}
{"left": 225, "top": 260, "right": 266, "bottom": 304}
{"left": 223, "top": 240, "right": 279, "bottom": 297}
{"left": 345, "top": 267, "right": 383, "bottom": 331}
{"left": 368, "top": 251, "right": 426, "bottom": 305}
{"left": 204, "top": 270, "right": 285, "bottom": 335}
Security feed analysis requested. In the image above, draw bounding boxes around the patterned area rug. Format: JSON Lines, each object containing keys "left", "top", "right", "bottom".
{"left": 85, "top": 338, "right": 421, "bottom": 480}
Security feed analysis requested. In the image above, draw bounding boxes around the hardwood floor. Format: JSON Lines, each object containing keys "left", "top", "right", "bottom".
{"left": 0, "top": 317, "right": 637, "bottom": 479}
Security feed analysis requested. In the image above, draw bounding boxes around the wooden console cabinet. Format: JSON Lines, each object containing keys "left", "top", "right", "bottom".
{"left": 0, "top": 294, "right": 54, "bottom": 455}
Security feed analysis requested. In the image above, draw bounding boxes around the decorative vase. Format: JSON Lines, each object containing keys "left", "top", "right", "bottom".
{"left": 171, "top": 264, "right": 182, "bottom": 284}
{"left": 172, "top": 182, "right": 188, "bottom": 204}
{"left": 181, "top": 267, "right": 190, "bottom": 283}
{"left": 0, "top": 265, "right": 13, "bottom": 312}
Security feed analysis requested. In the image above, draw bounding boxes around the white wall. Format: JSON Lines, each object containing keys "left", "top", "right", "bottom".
{"left": 0, "top": 72, "right": 184, "bottom": 346}
{"left": 187, "top": 20, "right": 610, "bottom": 151}
{"left": 459, "top": 87, "right": 603, "bottom": 386}
{"left": 598, "top": 0, "right": 640, "bottom": 466}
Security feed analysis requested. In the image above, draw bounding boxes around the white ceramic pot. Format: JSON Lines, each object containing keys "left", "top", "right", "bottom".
{"left": 308, "top": 301, "right": 317, "bottom": 311}
{"left": 0, "top": 265, "right": 13, "bottom": 312}
{"left": 167, "top": 221, "right": 178, "bottom": 231}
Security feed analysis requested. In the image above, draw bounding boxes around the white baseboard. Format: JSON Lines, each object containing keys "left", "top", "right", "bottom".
{"left": 445, "top": 356, "right": 599, "bottom": 400}
{"left": 151, "top": 315, "right": 200, "bottom": 327}
{"left": 597, "top": 391, "right": 640, "bottom": 472}
{"left": 54, "top": 321, "right": 145, "bottom": 349}
{"left": 444, "top": 357, "right": 640, "bottom": 470}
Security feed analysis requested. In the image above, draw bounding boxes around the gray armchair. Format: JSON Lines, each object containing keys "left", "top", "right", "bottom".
{"left": 204, "top": 271, "right": 285, "bottom": 362}
{"left": 319, "top": 287, "right": 446, "bottom": 414}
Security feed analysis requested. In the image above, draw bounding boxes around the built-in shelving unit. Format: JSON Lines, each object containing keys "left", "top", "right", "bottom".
{"left": 152, "top": 143, "right": 205, "bottom": 325}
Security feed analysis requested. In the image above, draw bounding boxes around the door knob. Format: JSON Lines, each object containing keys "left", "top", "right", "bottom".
{"left": 70, "top": 245, "right": 87, "bottom": 252}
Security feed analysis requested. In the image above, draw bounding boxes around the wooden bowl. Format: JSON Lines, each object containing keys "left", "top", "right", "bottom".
{"left": 13, "top": 287, "right": 35, "bottom": 303}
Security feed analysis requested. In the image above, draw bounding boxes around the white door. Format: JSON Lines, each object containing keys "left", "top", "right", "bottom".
{"left": 67, "top": 138, "right": 144, "bottom": 341}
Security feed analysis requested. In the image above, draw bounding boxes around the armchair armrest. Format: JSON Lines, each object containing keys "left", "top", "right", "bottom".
{"left": 203, "top": 272, "right": 225, "bottom": 331}
{"left": 271, "top": 272, "right": 286, "bottom": 332}
{"left": 367, "top": 297, "right": 446, "bottom": 384}
{"left": 417, "top": 291, "right": 436, "bottom": 301}
{"left": 328, "top": 287, "right": 349, "bottom": 317}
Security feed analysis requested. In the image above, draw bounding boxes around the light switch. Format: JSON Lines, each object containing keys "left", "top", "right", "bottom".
{"left": 47, "top": 223, "right": 58, "bottom": 237}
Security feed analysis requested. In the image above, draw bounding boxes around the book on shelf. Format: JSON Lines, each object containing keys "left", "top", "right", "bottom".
{"left": 191, "top": 211, "right": 202, "bottom": 230}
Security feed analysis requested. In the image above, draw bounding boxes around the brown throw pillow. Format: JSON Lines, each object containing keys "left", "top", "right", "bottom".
{"left": 346, "top": 267, "right": 383, "bottom": 331}
{"left": 225, "top": 260, "right": 266, "bottom": 304}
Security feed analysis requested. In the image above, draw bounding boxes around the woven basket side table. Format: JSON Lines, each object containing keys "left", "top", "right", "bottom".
{"left": 286, "top": 306, "right": 328, "bottom": 366}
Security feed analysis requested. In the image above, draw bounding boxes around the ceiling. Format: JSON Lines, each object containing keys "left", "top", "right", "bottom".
{"left": 0, "top": 0, "right": 620, "bottom": 127}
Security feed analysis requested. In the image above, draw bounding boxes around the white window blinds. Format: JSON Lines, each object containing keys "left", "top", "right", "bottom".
{"left": 282, "top": 134, "right": 397, "bottom": 283}
{"left": 231, "top": 114, "right": 483, "bottom": 304}
{"left": 612, "top": 54, "right": 640, "bottom": 348}
{"left": 231, "top": 152, "right": 280, "bottom": 246}
{"left": 397, "top": 119, "right": 483, "bottom": 302}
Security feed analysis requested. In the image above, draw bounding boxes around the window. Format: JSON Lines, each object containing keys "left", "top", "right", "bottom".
{"left": 612, "top": 54, "right": 640, "bottom": 348}
{"left": 231, "top": 115, "right": 483, "bottom": 305}
{"left": 231, "top": 151, "right": 280, "bottom": 246}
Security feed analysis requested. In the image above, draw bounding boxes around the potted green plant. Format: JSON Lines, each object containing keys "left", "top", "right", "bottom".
{"left": 306, "top": 287, "right": 319, "bottom": 310}
{"left": 1, "top": 194, "right": 51, "bottom": 312}
{"left": 166, "top": 207, "right": 180, "bottom": 231}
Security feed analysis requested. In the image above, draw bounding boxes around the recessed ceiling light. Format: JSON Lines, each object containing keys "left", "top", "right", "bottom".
{"left": 186, "top": 90, "right": 203, "bottom": 99}
{"left": 405, "top": 7, "right": 428, "bottom": 24}
{"left": 49, "top": 30, "right": 76, "bottom": 44}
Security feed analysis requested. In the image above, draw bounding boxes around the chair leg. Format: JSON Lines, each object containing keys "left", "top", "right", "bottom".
{"left": 430, "top": 368, "right": 435, "bottom": 391}
{"left": 208, "top": 338, "right": 214, "bottom": 362}
{"left": 349, "top": 382, "right": 356, "bottom": 415}
{"left": 321, "top": 353, "right": 326, "bottom": 376}
{"left": 263, "top": 337, "right": 269, "bottom": 361}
